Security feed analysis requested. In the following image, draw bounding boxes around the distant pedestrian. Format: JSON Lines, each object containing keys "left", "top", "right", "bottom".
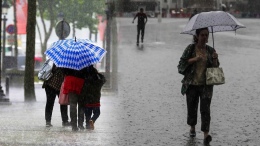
{"left": 80, "top": 65, "right": 106, "bottom": 130}
{"left": 189, "top": 9, "right": 198, "bottom": 20}
{"left": 132, "top": 8, "right": 148, "bottom": 45}
{"left": 42, "top": 65, "right": 70, "bottom": 127}
{"left": 61, "top": 67, "right": 88, "bottom": 131}
{"left": 177, "top": 27, "right": 220, "bottom": 145}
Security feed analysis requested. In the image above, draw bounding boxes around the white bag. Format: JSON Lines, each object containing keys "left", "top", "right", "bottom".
{"left": 38, "top": 59, "right": 54, "bottom": 81}
{"left": 206, "top": 67, "right": 225, "bottom": 85}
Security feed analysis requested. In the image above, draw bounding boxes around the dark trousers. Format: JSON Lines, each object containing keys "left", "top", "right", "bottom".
{"left": 69, "top": 92, "right": 85, "bottom": 128}
{"left": 45, "top": 85, "right": 69, "bottom": 122}
{"left": 137, "top": 25, "right": 145, "bottom": 43}
{"left": 85, "top": 107, "right": 100, "bottom": 126}
{"left": 186, "top": 85, "right": 213, "bottom": 132}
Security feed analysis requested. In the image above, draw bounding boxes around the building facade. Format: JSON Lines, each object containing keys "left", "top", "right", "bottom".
{"left": 118, "top": 0, "right": 258, "bottom": 18}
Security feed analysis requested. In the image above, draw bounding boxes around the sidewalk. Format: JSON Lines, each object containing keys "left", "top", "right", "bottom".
{"left": 0, "top": 85, "right": 122, "bottom": 146}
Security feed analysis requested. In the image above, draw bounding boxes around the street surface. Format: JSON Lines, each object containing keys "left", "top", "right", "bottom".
{"left": 0, "top": 18, "right": 260, "bottom": 146}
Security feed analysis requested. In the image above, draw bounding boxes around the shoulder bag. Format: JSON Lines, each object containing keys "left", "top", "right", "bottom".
{"left": 38, "top": 59, "right": 54, "bottom": 81}
{"left": 59, "top": 82, "right": 69, "bottom": 105}
{"left": 206, "top": 67, "right": 225, "bottom": 85}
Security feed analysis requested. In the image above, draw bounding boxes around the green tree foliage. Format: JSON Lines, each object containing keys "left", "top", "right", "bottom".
{"left": 37, "top": 0, "right": 59, "bottom": 61}
{"left": 24, "top": 0, "right": 37, "bottom": 102}
{"left": 58, "top": 0, "right": 105, "bottom": 37}
{"left": 37, "top": 0, "right": 106, "bottom": 59}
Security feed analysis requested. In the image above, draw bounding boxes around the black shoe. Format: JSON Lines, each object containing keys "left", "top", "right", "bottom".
{"left": 141, "top": 40, "right": 143, "bottom": 43}
{"left": 189, "top": 130, "right": 196, "bottom": 137}
{"left": 78, "top": 125, "right": 85, "bottom": 130}
{"left": 72, "top": 127, "right": 79, "bottom": 131}
{"left": 46, "top": 122, "right": 53, "bottom": 127}
{"left": 136, "top": 42, "right": 139, "bottom": 46}
{"left": 62, "top": 121, "right": 71, "bottom": 127}
{"left": 203, "top": 135, "right": 212, "bottom": 145}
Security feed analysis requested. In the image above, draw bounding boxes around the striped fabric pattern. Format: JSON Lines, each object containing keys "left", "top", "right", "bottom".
{"left": 45, "top": 39, "right": 106, "bottom": 70}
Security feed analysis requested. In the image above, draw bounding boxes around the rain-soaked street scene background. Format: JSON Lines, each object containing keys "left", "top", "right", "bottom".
{"left": 1, "top": 0, "right": 260, "bottom": 146}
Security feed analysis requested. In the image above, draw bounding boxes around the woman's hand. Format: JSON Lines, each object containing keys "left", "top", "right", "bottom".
{"left": 212, "top": 51, "right": 219, "bottom": 67}
{"left": 212, "top": 51, "right": 218, "bottom": 59}
{"left": 196, "top": 54, "right": 203, "bottom": 61}
{"left": 188, "top": 54, "right": 203, "bottom": 64}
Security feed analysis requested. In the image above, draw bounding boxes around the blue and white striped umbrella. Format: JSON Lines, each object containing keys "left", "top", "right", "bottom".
{"left": 45, "top": 38, "right": 106, "bottom": 70}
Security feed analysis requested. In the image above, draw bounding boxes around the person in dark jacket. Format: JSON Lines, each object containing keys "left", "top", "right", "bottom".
{"left": 132, "top": 8, "right": 148, "bottom": 45}
{"left": 42, "top": 65, "right": 70, "bottom": 127}
{"left": 80, "top": 65, "right": 106, "bottom": 130}
{"left": 189, "top": 9, "right": 198, "bottom": 20}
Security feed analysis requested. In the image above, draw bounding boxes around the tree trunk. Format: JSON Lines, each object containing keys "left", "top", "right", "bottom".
{"left": 24, "top": 0, "right": 36, "bottom": 102}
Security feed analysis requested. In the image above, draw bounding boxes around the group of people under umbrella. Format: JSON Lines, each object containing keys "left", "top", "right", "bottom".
{"left": 43, "top": 38, "right": 107, "bottom": 131}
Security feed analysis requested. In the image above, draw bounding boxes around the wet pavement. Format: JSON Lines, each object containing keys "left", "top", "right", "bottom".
{"left": 0, "top": 18, "right": 260, "bottom": 146}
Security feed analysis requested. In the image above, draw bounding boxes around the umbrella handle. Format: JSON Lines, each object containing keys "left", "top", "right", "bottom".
{"left": 211, "top": 27, "right": 214, "bottom": 48}
{"left": 75, "top": 37, "right": 77, "bottom": 42}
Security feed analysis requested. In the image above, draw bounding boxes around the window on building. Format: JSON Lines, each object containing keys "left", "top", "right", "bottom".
{"left": 172, "top": 0, "right": 176, "bottom": 3}
{"left": 164, "top": 0, "right": 167, "bottom": 3}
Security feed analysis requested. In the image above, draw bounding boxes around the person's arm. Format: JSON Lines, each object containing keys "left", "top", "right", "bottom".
{"left": 177, "top": 44, "right": 195, "bottom": 75}
{"left": 212, "top": 51, "right": 219, "bottom": 67}
{"left": 145, "top": 14, "right": 148, "bottom": 24}
{"left": 132, "top": 13, "right": 138, "bottom": 23}
{"left": 188, "top": 55, "right": 202, "bottom": 64}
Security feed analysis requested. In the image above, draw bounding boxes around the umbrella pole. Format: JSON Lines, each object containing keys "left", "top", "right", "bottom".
{"left": 211, "top": 27, "right": 214, "bottom": 48}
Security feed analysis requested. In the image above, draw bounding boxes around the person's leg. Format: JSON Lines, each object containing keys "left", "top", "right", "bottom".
{"left": 141, "top": 26, "right": 145, "bottom": 42}
{"left": 78, "top": 102, "right": 85, "bottom": 130}
{"left": 137, "top": 25, "right": 141, "bottom": 44}
{"left": 45, "top": 86, "right": 56, "bottom": 127}
{"left": 186, "top": 85, "right": 200, "bottom": 136}
{"left": 91, "top": 107, "right": 100, "bottom": 122}
{"left": 87, "top": 107, "right": 100, "bottom": 130}
{"left": 85, "top": 107, "right": 92, "bottom": 129}
{"left": 200, "top": 85, "right": 213, "bottom": 140}
{"left": 56, "top": 89, "right": 70, "bottom": 126}
{"left": 60, "top": 105, "right": 70, "bottom": 126}
{"left": 69, "top": 92, "right": 78, "bottom": 131}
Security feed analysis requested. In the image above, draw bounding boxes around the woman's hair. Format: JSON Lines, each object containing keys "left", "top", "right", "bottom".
{"left": 193, "top": 27, "right": 209, "bottom": 43}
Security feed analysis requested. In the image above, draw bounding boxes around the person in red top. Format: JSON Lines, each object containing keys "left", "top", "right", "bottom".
{"left": 132, "top": 8, "right": 148, "bottom": 45}
{"left": 62, "top": 67, "right": 88, "bottom": 131}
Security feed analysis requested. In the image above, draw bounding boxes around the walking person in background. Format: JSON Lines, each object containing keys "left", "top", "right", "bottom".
{"left": 80, "top": 65, "right": 106, "bottom": 130}
{"left": 62, "top": 67, "right": 88, "bottom": 131}
{"left": 177, "top": 27, "right": 219, "bottom": 145}
{"left": 189, "top": 9, "right": 198, "bottom": 20}
{"left": 132, "top": 8, "right": 148, "bottom": 45}
{"left": 43, "top": 65, "right": 70, "bottom": 127}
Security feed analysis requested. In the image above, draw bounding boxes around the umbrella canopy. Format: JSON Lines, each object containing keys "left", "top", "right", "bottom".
{"left": 45, "top": 38, "right": 106, "bottom": 70}
{"left": 181, "top": 11, "right": 245, "bottom": 48}
{"left": 181, "top": 11, "right": 245, "bottom": 35}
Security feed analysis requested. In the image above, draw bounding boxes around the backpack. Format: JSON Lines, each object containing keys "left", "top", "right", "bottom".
{"left": 38, "top": 59, "right": 54, "bottom": 81}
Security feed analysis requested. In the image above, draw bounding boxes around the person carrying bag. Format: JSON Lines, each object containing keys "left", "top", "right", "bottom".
{"left": 177, "top": 27, "right": 222, "bottom": 145}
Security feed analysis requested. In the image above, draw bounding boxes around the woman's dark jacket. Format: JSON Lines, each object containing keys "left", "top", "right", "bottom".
{"left": 80, "top": 67, "right": 106, "bottom": 106}
{"left": 177, "top": 44, "right": 219, "bottom": 95}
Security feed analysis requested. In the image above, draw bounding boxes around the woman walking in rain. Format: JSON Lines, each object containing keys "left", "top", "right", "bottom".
{"left": 177, "top": 27, "right": 219, "bottom": 145}
{"left": 43, "top": 64, "right": 70, "bottom": 127}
